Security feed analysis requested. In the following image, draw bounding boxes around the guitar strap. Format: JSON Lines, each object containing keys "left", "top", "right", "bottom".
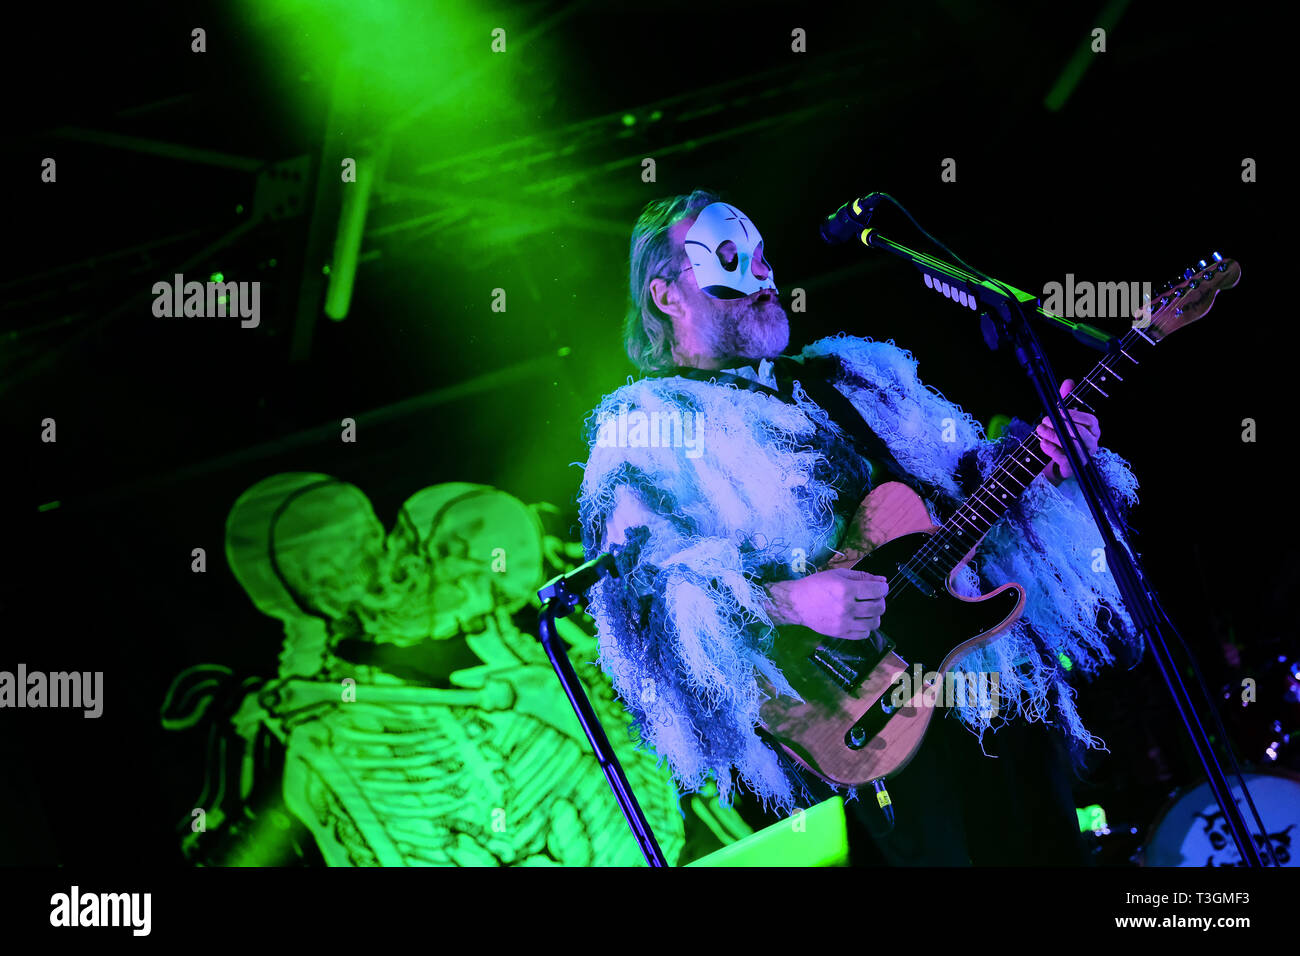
{"left": 653, "top": 356, "right": 931, "bottom": 498}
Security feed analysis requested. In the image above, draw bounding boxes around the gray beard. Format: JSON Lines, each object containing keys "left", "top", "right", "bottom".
{"left": 700, "top": 298, "right": 790, "bottom": 364}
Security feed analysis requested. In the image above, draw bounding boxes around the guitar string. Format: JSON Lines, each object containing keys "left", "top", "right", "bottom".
{"left": 894, "top": 339, "right": 1125, "bottom": 582}
{"left": 890, "top": 372, "right": 1098, "bottom": 583}
{"left": 881, "top": 324, "right": 1145, "bottom": 597}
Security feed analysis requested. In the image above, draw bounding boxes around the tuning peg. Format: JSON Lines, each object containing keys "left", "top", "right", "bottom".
{"left": 1198, "top": 259, "right": 1207, "bottom": 268}
{"left": 1183, "top": 267, "right": 1195, "bottom": 280}
{"left": 1212, "top": 251, "right": 1223, "bottom": 262}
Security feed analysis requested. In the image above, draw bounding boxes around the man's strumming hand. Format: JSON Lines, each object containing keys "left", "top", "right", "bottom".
{"left": 764, "top": 568, "right": 888, "bottom": 640}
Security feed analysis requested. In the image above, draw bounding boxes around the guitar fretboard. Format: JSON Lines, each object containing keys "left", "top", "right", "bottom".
{"left": 897, "top": 325, "right": 1155, "bottom": 589}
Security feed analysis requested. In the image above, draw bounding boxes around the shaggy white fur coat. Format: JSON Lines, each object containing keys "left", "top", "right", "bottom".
{"left": 578, "top": 335, "right": 1141, "bottom": 812}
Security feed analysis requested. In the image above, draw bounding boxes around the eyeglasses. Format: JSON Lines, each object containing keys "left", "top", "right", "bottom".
{"left": 654, "top": 262, "right": 688, "bottom": 284}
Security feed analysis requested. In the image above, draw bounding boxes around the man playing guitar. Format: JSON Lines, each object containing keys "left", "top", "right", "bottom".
{"left": 577, "top": 189, "right": 1146, "bottom": 865}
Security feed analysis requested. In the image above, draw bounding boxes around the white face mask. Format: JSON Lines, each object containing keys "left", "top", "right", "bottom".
{"left": 683, "top": 202, "right": 777, "bottom": 299}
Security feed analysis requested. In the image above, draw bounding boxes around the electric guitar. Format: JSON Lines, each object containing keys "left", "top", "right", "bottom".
{"left": 757, "top": 255, "right": 1241, "bottom": 788}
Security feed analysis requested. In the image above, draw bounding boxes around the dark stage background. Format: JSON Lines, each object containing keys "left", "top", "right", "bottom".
{"left": 1, "top": 0, "right": 1291, "bottom": 867}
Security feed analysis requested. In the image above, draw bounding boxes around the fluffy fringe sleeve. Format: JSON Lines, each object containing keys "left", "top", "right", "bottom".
{"left": 949, "top": 418, "right": 1143, "bottom": 747}
{"left": 576, "top": 380, "right": 844, "bottom": 814}
{"left": 582, "top": 503, "right": 801, "bottom": 814}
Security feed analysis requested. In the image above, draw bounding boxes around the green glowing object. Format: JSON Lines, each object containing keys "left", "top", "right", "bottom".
{"left": 689, "top": 797, "right": 848, "bottom": 867}
{"left": 38, "top": 500, "right": 60, "bottom": 512}
{"left": 210, "top": 272, "right": 224, "bottom": 283}
{"left": 621, "top": 113, "right": 636, "bottom": 127}
{"left": 1076, "top": 804, "right": 1107, "bottom": 833}
{"left": 1043, "top": 0, "right": 1132, "bottom": 112}
{"left": 1058, "top": 652, "right": 1073, "bottom": 671}
{"left": 324, "top": 153, "right": 376, "bottom": 322}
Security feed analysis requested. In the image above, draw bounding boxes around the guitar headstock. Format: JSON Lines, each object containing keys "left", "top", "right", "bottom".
{"left": 1134, "top": 253, "right": 1241, "bottom": 342}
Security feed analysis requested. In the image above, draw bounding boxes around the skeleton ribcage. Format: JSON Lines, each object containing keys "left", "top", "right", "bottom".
{"left": 282, "top": 696, "right": 684, "bottom": 866}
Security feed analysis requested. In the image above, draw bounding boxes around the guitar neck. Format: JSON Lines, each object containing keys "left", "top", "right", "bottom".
{"left": 924, "top": 326, "right": 1156, "bottom": 577}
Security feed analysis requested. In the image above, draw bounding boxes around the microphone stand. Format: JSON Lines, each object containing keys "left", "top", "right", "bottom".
{"left": 836, "top": 216, "right": 1268, "bottom": 866}
{"left": 535, "top": 554, "right": 669, "bottom": 867}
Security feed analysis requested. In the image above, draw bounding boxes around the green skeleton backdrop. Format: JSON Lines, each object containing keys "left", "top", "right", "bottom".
{"left": 162, "top": 475, "right": 752, "bottom": 865}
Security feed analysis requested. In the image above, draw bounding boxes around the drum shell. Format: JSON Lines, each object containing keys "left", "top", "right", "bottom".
{"left": 1138, "top": 769, "right": 1300, "bottom": 867}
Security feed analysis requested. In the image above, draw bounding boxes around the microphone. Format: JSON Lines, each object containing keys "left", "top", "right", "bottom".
{"left": 819, "top": 192, "right": 885, "bottom": 245}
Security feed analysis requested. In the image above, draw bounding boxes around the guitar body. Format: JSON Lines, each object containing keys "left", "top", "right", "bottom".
{"left": 757, "top": 482, "right": 1025, "bottom": 787}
